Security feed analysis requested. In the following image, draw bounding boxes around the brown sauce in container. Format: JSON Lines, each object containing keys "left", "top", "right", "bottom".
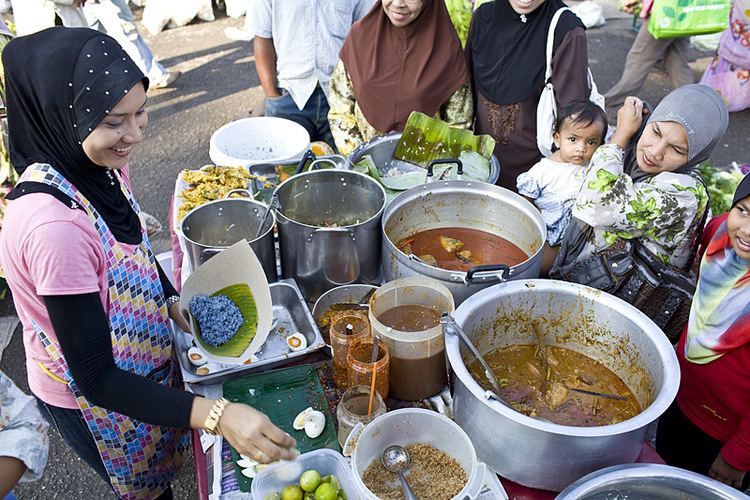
{"left": 377, "top": 304, "right": 441, "bottom": 332}
{"left": 469, "top": 345, "right": 641, "bottom": 426}
{"left": 397, "top": 227, "right": 528, "bottom": 272}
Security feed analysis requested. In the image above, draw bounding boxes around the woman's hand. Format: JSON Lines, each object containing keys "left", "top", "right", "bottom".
{"left": 168, "top": 301, "right": 191, "bottom": 333}
{"left": 218, "top": 403, "right": 298, "bottom": 463}
{"left": 611, "top": 96, "right": 646, "bottom": 149}
{"left": 708, "top": 452, "right": 746, "bottom": 488}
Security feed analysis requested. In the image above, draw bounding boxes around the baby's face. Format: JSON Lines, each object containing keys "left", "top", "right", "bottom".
{"left": 553, "top": 119, "right": 605, "bottom": 165}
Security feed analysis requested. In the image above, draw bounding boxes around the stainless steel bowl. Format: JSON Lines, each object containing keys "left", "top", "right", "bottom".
{"left": 446, "top": 279, "right": 680, "bottom": 491}
{"left": 557, "top": 464, "right": 747, "bottom": 499}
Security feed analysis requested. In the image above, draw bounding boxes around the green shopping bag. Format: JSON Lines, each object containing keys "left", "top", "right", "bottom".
{"left": 648, "top": 0, "right": 730, "bottom": 39}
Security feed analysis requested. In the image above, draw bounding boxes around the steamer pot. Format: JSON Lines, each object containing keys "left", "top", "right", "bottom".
{"left": 445, "top": 280, "right": 680, "bottom": 491}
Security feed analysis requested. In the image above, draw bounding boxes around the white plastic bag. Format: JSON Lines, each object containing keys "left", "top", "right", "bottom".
{"left": 537, "top": 7, "right": 606, "bottom": 157}
{"left": 572, "top": 1, "right": 606, "bottom": 29}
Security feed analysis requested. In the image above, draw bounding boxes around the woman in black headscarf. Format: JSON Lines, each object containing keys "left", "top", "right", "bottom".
{"left": 0, "top": 28, "right": 296, "bottom": 499}
{"left": 466, "top": 0, "right": 590, "bottom": 191}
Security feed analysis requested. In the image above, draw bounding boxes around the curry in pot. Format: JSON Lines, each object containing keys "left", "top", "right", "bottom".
{"left": 397, "top": 227, "right": 528, "bottom": 272}
{"left": 469, "top": 345, "right": 641, "bottom": 426}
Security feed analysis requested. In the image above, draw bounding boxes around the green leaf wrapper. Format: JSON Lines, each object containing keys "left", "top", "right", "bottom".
{"left": 192, "top": 283, "right": 258, "bottom": 357}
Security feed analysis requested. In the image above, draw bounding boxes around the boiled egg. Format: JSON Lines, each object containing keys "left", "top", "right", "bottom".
{"left": 286, "top": 333, "right": 307, "bottom": 352}
{"left": 303, "top": 410, "right": 326, "bottom": 439}
{"left": 195, "top": 363, "right": 221, "bottom": 376}
{"left": 187, "top": 346, "right": 207, "bottom": 367}
{"left": 293, "top": 407, "right": 313, "bottom": 430}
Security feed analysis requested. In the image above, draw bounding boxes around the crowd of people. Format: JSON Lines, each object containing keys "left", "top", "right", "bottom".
{"left": 0, "top": 0, "right": 748, "bottom": 498}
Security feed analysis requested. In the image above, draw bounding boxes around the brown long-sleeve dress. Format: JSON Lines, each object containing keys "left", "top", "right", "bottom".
{"left": 468, "top": 26, "right": 591, "bottom": 192}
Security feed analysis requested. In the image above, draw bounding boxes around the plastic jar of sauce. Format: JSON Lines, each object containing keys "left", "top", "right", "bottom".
{"left": 347, "top": 337, "right": 389, "bottom": 400}
{"left": 330, "top": 311, "right": 371, "bottom": 390}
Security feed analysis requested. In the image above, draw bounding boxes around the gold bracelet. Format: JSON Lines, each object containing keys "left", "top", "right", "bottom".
{"left": 203, "top": 398, "right": 230, "bottom": 436}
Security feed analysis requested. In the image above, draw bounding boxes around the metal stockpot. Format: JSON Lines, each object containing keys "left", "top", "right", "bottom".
{"left": 181, "top": 196, "right": 277, "bottom": 282}
{"left": 445, "top": 280, "right": 680, "bottom": 492}
{"left": 273, "top": 170, "right": 386, "bottom": 302}
{"left": 382, "top": 180, "right": 545, "bottom": 304}
{"left": 557, "top": 464, "right": 747, "bottom": 499}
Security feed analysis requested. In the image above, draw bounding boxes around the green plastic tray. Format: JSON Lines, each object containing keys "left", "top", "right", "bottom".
{"left": 222, "top": 364, "right": 340, "bottom": 492}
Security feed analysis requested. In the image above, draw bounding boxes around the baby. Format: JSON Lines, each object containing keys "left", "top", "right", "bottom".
{"left": 517, "top": 101, "right": 608, "bottom": 246}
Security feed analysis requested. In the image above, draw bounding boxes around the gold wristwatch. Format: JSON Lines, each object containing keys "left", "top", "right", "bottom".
{"left": 203, "top": 398, "right": 230, "bottom": 436}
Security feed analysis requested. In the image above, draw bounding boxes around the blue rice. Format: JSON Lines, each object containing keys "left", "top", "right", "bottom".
{"left": 189, "top": 294, "right": 244, "bottom": 347}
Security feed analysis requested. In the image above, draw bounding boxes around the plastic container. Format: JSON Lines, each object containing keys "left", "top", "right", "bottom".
{"left": 347, "top": 337, "right": 390, "bottom": 399}
{"left": 368, "top": 277, "right": 455, "bottom": 400}
{"left": 330, "top": 310, "right": 371, "bottom": 390}
{"left": 209, "top": 117, "right": 310, "bottom": 167}
{"left": 351, "top": 408, "right": 486, "bottom": 500}
{"left": 337, "top": 385, "right": 386, "bottom": 448}
{"left": 250, "top": 448, "right": 356, "bottom": 500}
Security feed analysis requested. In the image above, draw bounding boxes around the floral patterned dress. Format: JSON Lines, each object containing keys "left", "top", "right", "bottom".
{"left": 700, "top": 0, "right": 750, "bottom": 112}
{"left": 573, "top": 144, "right": 708, "bottom": 269}
{"left": 327, "top": 59, "right": 474, "bottom": 156}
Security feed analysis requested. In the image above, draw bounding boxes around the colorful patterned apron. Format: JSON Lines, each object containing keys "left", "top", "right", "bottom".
{"left": 21, "top": 163, "right": 189, "bottom": 499}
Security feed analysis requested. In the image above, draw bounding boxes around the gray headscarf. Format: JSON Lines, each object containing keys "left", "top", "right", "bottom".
{"left": 628, "top": 84, "right": 729, "bottom": 182}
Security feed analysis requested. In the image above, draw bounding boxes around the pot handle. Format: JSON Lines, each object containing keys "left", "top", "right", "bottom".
{"left": 225, "top": 188, "right": 255, "bottom": 199}
{"left": 426, "top": 158, "right": 463, "bottom": 182}
{"left": 464, "top": 264, "right": 511, "bottom": 284}
{"left": 294, "top": 149, "right": 316, "bottom": 174}
{"left": 309, "top": 155, "right": 347, "bottom": 170}
{"left": 307, "top": 226, "right": 356, "bottom": 240}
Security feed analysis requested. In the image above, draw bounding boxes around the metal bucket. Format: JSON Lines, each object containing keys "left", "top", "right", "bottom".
{"left": 181, "top": 197, "right": 277, "bottom": 282}
{"left": 381, "top": 180, "right": 545, "bottom": 304}
{"left": 273, "top": 169, "right": 386, "bottom": 302}
{"left": 446, "top": 280, "right": 680, "bottom": 491}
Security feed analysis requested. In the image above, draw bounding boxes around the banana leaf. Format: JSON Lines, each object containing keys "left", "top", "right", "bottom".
{"left": 192, "top": 283, "right": 258, "bottom": 357}
{"left": 394, "top": 112, "right": 496, "bottom": 168}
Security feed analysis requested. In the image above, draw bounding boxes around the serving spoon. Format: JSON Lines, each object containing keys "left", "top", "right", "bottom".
{"left": 381, "top": 445, "right": 417, "bottom": 500}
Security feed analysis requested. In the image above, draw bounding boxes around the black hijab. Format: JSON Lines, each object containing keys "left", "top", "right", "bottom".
{"left": 468, "top": 0, "right": 584, "bottom": 105}
{"left": 3, "top": 27, "right": 147, "bottom": 244}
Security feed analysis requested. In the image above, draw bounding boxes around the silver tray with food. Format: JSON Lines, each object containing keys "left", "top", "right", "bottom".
{"left": 175, "top": 279, "right": 325, "bottom": 385}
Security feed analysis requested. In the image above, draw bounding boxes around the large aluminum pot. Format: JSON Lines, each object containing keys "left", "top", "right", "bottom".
{"left": 273, "top": 170, "right": 386, "bottom": 302}
{"left": 181, "top": 197, "right": 277, "bottom": 282}
{"left": 557, "top": 464, "right": 747, "bottom": 499}
{"left": 350, "top": 133, "right": 500, "bottom": 185}
{"left": 382, "top": 180, "right": 545, "bottom": 304}
{"left": 445, "top": 280, "right": 680, "bottom": 492}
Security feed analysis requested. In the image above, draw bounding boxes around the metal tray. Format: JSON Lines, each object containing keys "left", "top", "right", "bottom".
{"left": 174, "top": 279, "right": 325, "bottom": 385}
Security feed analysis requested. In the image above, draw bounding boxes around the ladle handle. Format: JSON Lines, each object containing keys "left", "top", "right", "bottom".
{"left": 426, "top": 158, "right": 463, "bottom": 179}
{"left": 465, "top": 264, "right": 511, "bottom": 284}
{"left": 254, "top": 195, "right": 279, "bottom": 240}
{"left": 397, "top": 471, "right": 418, "bottom": 500}
{"left": 440, "top": 313, "right": 505, "bottom": 397}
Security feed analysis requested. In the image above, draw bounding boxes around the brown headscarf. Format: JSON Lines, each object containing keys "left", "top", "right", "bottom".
{"left": 339, "top": 0, "right": 469, "bottom": 133}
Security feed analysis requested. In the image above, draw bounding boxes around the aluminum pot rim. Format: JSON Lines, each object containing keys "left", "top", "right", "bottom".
{"left": 446, "top": 279, "right": 680, "bottom": 437}
{"left": 180, "top": 197, "right": 276, "bottom": 248}
{"left": 273, "top": 169, "right": 386, "bottom": 229}
{"left": 381, "top": 180, "right": 546, "bottom": 283}
{"left": 556, "top": 463, "right": 745, "bottom": 499}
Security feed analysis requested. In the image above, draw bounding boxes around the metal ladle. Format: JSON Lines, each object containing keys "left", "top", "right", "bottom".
{"left": 381, "top": 445, "right": 417, "bottom": 500}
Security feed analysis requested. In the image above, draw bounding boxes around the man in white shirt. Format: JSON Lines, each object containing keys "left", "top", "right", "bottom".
{"left": 252, "top": 0, "right": 373, "bottom": 148}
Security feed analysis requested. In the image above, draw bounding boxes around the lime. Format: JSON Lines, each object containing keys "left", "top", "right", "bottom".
{"left": 264, "top": 494, "right": 281, "bottom": 500}
{"left": 314, "top": 482, "right": 338, "bottom": 500}
{"left": 321, "top": 474, "right": 340, "bottom": 491}
{"left": 299, "top": 470, "right": 322, "bottom": 493}
{"left": 338, "top": 490, "right": 347, "bottom": 500}
{"left": 281, "top": 485, "right": 303, "bottom": 500}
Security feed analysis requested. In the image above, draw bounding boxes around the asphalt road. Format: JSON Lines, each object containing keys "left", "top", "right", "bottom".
{"left": 2, "top": 3, "right": 749, "bottom": 499}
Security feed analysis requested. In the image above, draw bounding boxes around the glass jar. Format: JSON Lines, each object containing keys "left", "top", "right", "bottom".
{"left": 347, "top": 337, "right": 389, "bottom": 400}
{"left": 330, "top": 311, "right": 370, "bottom": 390}
{"left": 336, "top": 385, "right": 386, "bottom": 448}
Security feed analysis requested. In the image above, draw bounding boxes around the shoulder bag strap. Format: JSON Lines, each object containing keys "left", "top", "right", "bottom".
{"left": 544, "top": 7, "right": 570, "bottom": 84}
